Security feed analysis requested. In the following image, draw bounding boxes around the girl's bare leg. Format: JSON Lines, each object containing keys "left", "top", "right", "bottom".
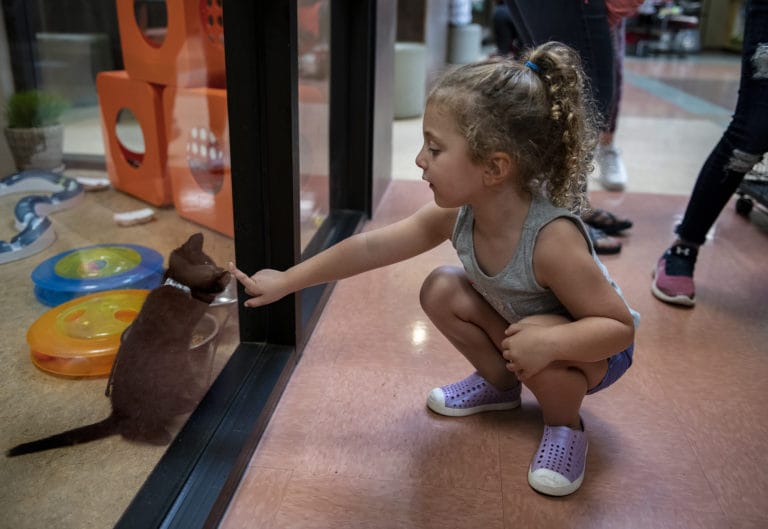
{"left": 420, "top": 266, "right": 518, "bottom": 390}
{"left": 516, "top": 315, "right": 609, "bottom": 429}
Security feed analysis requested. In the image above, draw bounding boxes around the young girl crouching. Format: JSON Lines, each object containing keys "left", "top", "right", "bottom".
{"left": 230, "top": 41, "right": 638, "bottom": 497}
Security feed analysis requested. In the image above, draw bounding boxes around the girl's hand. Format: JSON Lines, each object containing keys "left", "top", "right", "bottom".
{"left": 501, "top": 322, "right": 557, "bottom": 381}
{"left": 228, "top": 262, "right": 291, "bottom": 308}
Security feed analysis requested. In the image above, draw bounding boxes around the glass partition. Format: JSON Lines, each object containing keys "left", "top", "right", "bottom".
{"left": 1, "top": 1, "right": 382, "bottom": 527}
{"left": 1, "top": 2, "right": 237, "bottom": 528}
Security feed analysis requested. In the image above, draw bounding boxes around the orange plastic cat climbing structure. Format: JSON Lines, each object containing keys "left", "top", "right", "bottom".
{"left": 98, "top": 0, "right": 231, "bottom": 228}
{"left": 96, "top": 70, "right": 173, "bottom": 207}
{"left": 116, "top": 0, "right": 225, "bottom": 88}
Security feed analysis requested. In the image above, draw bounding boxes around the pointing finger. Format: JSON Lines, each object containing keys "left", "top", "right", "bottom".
{"left": 228, "top": 262, "right": 254, "bottom": 285}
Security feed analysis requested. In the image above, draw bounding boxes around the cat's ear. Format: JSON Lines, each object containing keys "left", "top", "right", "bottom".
{"left": 185, "top": 233, "right": 204, "bottom": 251}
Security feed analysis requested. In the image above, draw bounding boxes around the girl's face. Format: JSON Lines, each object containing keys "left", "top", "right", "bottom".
{"left": 416, "top": 104, "right": 486, "bottom": 208}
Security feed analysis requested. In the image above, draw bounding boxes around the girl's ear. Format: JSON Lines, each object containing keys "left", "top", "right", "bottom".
{"left": 483, "top": 152, "right": 514, "bottom": 186}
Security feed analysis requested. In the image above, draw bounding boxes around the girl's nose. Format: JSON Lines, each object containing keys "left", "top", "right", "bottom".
{"left": 415, "top": 146, "right": 426, "bottom": 170}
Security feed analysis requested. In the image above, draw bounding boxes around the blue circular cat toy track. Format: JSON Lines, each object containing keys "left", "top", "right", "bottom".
{"left": 31, "top": 244, "right": 164, "bottom": 306}
{"left": 0, "top": 170, "right": 84, "bottom": 264}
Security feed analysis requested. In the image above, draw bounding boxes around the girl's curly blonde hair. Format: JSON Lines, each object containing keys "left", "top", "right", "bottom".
{"left": 426, "top": 41, "right": 598, "bottom": 212}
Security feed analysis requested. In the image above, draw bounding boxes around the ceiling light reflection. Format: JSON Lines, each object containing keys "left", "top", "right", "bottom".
{"left": 411, "top": 320, "right": 428, "bottom": 346}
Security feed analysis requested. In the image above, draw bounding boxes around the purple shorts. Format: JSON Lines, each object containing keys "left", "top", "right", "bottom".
{"left": 586, "top": 343, "right": 634, "bottom": 395}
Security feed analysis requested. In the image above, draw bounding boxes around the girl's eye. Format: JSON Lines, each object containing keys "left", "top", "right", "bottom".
{"left": 428, "top": 147, "right": 440, "bottom": 156}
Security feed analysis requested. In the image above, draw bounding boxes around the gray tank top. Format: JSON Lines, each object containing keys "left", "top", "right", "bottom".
{"left": 451, "top": 194, "right": 639, "bottom": 326}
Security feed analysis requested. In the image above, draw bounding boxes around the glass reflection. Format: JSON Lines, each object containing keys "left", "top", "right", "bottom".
{"left": 298, "top": 0, "right": 331, "bottom": 251}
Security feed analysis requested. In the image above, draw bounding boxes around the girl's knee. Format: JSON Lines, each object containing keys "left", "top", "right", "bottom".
{"left": 523, "top": 363, "right": 571, "bottom": 389}
{"left": 419, "top": 265, "right": 466, "bottom": 313}
{"left": 524, "top": 359, "right": 607, "bottom": 396}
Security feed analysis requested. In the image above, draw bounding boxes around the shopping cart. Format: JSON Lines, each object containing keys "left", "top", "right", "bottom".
{"left": 735, "top": 153, "right": 768, "bottom": 217}
{"left": 626, "top": 1, "right": 701, "bottom": 57}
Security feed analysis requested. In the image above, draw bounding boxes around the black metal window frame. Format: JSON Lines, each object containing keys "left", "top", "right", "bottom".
{"left": 113, "top": 1, "right": 379, "bottom": 528}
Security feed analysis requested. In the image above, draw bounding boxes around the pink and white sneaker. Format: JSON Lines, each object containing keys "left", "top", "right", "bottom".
{"left": 427, "top": 372, "right": 521, "bottom": 417}
{"left": 651, "top": 243, "right": 698, "bottom": 307}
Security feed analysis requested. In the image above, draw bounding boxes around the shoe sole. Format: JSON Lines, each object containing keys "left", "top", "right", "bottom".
{"left": 528, "top": 448, "right": 587, "bottom": 496}
{"left": 590, "top": 223, "right": 632, "bottom": 235}
{"left": 598, "top": 180, "right": 626, "bottom": 192}
{"left": 583, "top": 217, "right": 632, "bottom": 235}
{"left": 594, "top": 244, "right": 621, "bottom": 255}
{"left": 426, "top": 391, "right": 521, "bottom": 417}
{"left": 651, "top": 270, "right": 695, "bottom": 307}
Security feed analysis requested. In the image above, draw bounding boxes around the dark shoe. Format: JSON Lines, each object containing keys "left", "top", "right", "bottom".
{"left": 588, "top": 226, "right": 621, "bottom": 255}
{"left": 651, "top": 243, "right": 697, "bottom": 306}
{"left": 582, "top": 208, "right": 633, "bottom": 235}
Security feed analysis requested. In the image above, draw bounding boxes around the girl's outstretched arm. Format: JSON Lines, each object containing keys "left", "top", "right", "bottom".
{"left": 229, "top": 203, "right": 456, "bottom": 308}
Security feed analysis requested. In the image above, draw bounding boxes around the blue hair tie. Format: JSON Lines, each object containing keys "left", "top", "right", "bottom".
{"left": 525, "top": 60, "right": 540, "bottom": 72}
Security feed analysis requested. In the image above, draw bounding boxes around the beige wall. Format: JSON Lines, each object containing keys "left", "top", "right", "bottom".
{"left": 423, "top": 0, "right": 449, "bottom": 88}
{"left": 396, "top": 0, "right": 449, "bottom": 93}
{"left": 372, "top": 0, "right": 396, "bottom": 213}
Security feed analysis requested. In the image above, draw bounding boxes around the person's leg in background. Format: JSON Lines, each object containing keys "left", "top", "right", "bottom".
{"left": 505, "top": 0, "right": 632, "bottom": 254}
{"left": 492, "top": 2, "right": 518, "bottom": 57}
{"left": 504, "top": 0, "right": 615, "bottom": 118}
{"left": 652, "top": 0, "right": 768, "bottom": 306}
{"left": 596, "top": 19, "right": 629, "bottom": 191}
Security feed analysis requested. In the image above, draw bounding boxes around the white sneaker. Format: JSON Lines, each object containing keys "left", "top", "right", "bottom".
{"left": 596, "top": 144, "right": 628, "bottom": 191}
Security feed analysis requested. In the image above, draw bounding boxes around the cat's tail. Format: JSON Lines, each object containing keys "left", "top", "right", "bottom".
{"left": 6, "top": 414, "right": 118, "bottom": 457}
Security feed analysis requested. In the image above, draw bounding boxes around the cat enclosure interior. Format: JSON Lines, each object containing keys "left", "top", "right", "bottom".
{"left": 0, "top": 1, "right": 393, "bottom": 528}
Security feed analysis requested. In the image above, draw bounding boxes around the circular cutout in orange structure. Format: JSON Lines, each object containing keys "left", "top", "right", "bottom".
{"left": 134, "top": 0, "right": 168, "bottom": 48}
{"left": 27, "top": 290, "right": 149, "bottom": 378}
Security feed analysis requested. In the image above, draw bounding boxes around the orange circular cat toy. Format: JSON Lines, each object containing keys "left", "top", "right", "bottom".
{"left": 26, "top": 289, "right": 149, "bottom": 377}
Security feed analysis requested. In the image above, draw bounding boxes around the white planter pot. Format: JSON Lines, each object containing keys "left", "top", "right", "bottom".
{"left": 4, "top": 124, "right": 65, "bottom": 171}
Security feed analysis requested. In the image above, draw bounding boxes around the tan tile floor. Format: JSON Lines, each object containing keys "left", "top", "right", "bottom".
{"left": 219, "top": 54, "right": 768, "bottom": 528}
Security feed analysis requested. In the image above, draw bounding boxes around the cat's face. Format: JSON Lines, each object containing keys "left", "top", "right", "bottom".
{"left": 167, "top": 233, "right": 230, "bottom": 302}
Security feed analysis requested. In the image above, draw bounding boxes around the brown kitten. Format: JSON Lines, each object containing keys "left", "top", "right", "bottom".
{"left": 7, "top": 233, "right": 230, "bottom": 456}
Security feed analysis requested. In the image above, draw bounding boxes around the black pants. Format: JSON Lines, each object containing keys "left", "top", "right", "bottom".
{"left": 677, "top": 0, "right": 768, "bottom": 245}
{"left": 493, "top": 5, "right": 517, "bottom": 55}
{"left": 503, "top": 0, "right": 615, "bottom": 127}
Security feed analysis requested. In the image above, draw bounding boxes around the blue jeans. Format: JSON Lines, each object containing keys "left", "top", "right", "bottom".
{"left": 677, "top": 0, "right": 768, "bottom": 245}
{"left": 503, "top": 0, "right": 615, "bottom": 126}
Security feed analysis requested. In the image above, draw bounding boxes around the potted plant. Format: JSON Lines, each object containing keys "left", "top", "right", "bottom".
{"left": 4, "top": 90, "right": 69, "bottom": 172}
